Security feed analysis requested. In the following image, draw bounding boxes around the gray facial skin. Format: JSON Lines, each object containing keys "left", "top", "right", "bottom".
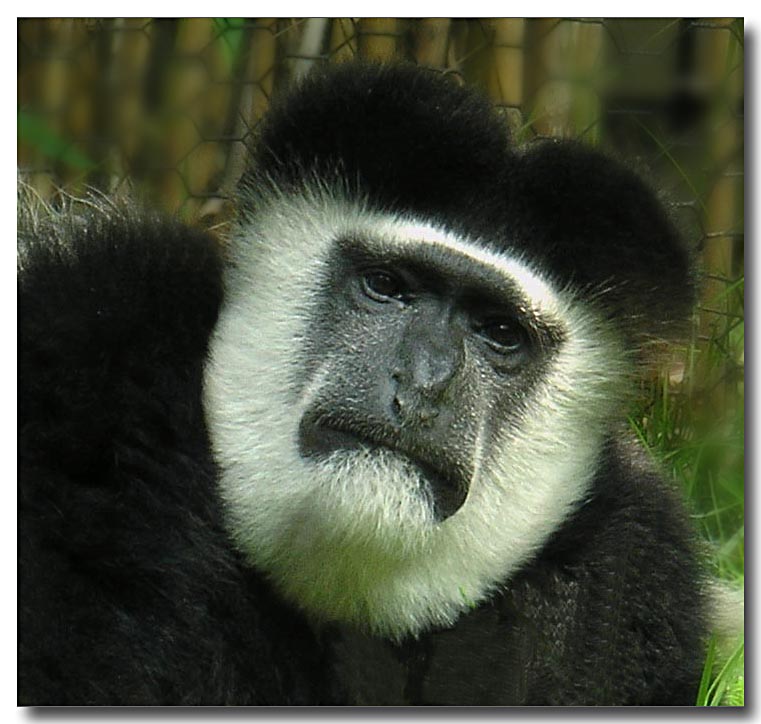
{"left": 297, "top": 235, "right": 563, "bottom": 521}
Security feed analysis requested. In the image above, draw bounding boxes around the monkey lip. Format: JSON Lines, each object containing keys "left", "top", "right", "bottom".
{"left": 297, "top": 419, "right": 468, "bottom": 521}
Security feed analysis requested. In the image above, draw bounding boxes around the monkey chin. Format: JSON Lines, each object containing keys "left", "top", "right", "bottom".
{"left": 298, "top": 420, "right": 469, "bottom": 522}
{"left": 294, "top": 446, "right": 442, "bottom": 556}
{"left": 262, "top": 447, "right": 470, "bottom": 635}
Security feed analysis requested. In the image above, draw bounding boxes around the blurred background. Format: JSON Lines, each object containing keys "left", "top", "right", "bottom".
{"left": 17, "top": 17, "right": 744, "bottom": 701}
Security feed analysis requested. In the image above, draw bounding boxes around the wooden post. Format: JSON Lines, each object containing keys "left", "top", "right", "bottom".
{"left": 357, "top": 18, "right": 400, "bottom": 61}
{"left": 413, "top": 18, "right": 451, "bottom": 69}
{"left": 527, "top": 18, "right": 603, "bottom": 140}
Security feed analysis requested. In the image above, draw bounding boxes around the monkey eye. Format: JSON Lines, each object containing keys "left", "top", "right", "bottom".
{"left": 361, "top": 270, "right": 408, "bottom": 302}
{"left": 477, "top": 319, "right": 528, "bottom": 355}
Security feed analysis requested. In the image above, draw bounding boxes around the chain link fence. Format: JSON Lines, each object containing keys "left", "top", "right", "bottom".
{"left": 18, "top": 18, "right": 744, "bottom": 569}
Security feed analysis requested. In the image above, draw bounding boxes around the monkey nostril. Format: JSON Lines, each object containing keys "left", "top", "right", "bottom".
{"left": 420, "top": 406, "right": 439, "bottom": 421}
{"left": 392, "top": 391, "right": 441, "bottom": 428}
{"left": 418, "top": 406, "right": 439, "bottom": 429}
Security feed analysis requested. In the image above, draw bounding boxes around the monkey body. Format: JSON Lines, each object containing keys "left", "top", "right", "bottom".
{"left": 17, "top": 209, "right": 328, "bottom": 705}
{"left": 329, "top": 437, "right": 706, "bottom": 706}
{"left": 19, "top": 63, "right": 709, "bottom": 705}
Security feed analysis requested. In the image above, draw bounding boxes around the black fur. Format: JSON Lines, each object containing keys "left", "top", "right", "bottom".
{"left": 500, "top": 140, "right": 697, "bottom": 349}
{"left": 244, "top": 62, "right": 512, "bottom": 225}
{"left": 19, "top": 62, "right": 707, "bottom": 705}
{"left": 328, "top": 436, "right": 707, "bottom": 705}
{"left": 18, "top": 205, "right": 329, "bottom": 704}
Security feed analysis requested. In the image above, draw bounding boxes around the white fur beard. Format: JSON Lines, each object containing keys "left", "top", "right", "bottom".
{"left": 203, "top": 188, "right": 627, "bottom": 640}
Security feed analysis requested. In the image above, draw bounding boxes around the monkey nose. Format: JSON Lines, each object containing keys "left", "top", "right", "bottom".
{"left": 392, "top": 391, "right": 440, "bottom": 428}
{"left": 417, "top": 405, "right": 440, "bottom": 426}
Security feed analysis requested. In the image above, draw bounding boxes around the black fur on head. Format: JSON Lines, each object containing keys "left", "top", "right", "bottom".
{"left": 243, "top": 61, "right": 513, "bottom": 225}
{"left": 499, "top": 140, "right": 698, "bottom": 351}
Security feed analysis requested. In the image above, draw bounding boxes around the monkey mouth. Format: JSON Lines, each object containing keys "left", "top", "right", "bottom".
{"left": 297, "top": 418, "right": 468, "bottom": 521}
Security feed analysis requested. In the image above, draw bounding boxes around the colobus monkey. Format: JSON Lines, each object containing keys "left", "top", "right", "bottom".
{"left": 19, "top": 62, "right": 723, "bottom": 705}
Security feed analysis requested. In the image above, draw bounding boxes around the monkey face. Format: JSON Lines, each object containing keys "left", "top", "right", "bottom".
{"left": 203, "top": 188, "right": 626, "bottom": 638}
{"left": 297, "top": 233, "right": 565, "bottom": 522}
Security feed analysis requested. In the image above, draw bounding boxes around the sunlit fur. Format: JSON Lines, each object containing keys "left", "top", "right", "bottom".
{"left": 17, "top": 183, "right": 125, "bottom": 271}
{"left": 204, "top": 182, "right": 629, "bottom": 640}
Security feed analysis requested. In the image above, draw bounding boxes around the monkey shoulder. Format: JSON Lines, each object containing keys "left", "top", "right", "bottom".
{"left": 18, "top": 203, "right": 224, "bottom": 374}
{"left": 17, "top": 206, "right": 324, "bottom": 704}
{"left": 18, "top": 205, "right": 223, "bottom": 537}
{"left": 501, "top": 435, "right": 708, "bottom": 705}
{"left": 329, "top": 435, "right": 707, "bottom": 706}
{"left": 19, "top": 205, "right": 223, "bottom": 457}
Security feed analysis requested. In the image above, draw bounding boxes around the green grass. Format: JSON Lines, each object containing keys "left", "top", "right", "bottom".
{"left": 629, "top": 279, "right": 744, "bottom": 706}
{"left": 17, "top": 110, "right": 96, "bottom": 171}
{"left": 696, "top": 636, "right": 744, "bottom": 706}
